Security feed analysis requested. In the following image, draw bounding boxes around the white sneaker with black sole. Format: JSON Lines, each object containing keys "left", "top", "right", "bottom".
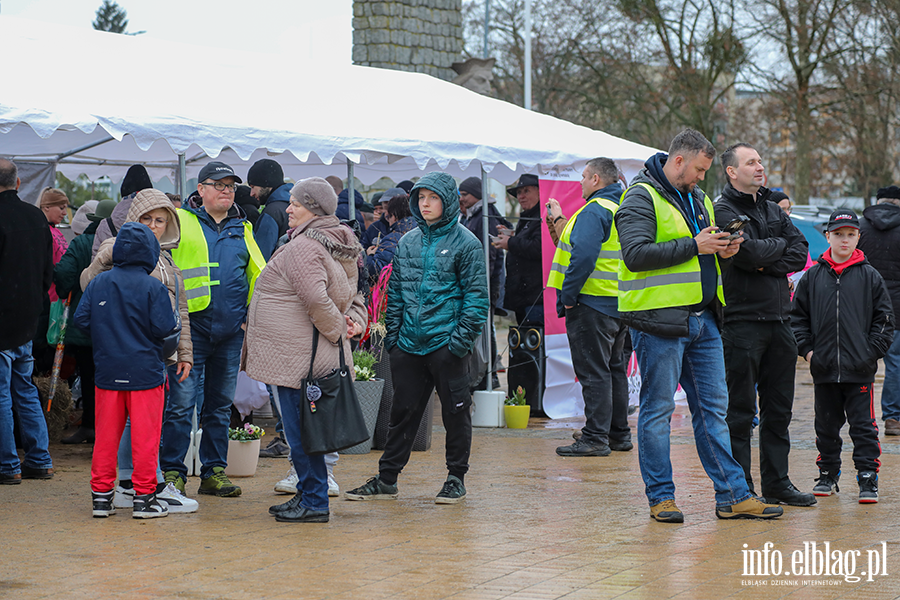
{"left": 275, "top": 465, "right": 298, "bottom": 494}
{"left": 132, "top": 493, "right": 169, "bottom": 519}
{"left": 156, "top": 482, "right": 199, "bottom": 513}
{"left": 327, "top": 472, "right": 340, "bottom": 497}
{"left": 114, "top": 482, "right": 135, "bottom": 508}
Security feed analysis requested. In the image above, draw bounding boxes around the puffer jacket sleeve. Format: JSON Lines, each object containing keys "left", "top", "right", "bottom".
{"left": 448, "top": 232, "right": 489, "bottom": 357}
{"left": 869, "top": 269, "right": 895, "bottom": 359}
{"left": 287, "top": 243, "right": 346, "bottom": 345}
{"left": 81, "top": 237, "right": 114, "bottom": 291}
{"left": 345, "top": 292, "right": 367, "bottom": 338}
{"left": 616, "top": 187, "right": 698, "bottom": 272}
{"left": 168, "top": 259, "right": 193, "bottom": 365}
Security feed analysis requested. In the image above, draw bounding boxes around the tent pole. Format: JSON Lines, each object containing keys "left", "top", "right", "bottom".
{"left": 481, "top": 165, "right": 492, "bottom": 392}
{"left": 56, "top": 135, "right": 115, "bottom": 160}
{"left": 524, "top": 0, "right": 532, "bottom": 111}
{"left": 347, "top": 159, "right": 356, "bottom": 222}
{"left": 178, "top": 153, "right": 187, "bottom": 200}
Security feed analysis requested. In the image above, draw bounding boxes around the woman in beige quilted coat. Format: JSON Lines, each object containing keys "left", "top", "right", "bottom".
{"left": 242, "top": 176, "right": 366, "bottom": 524}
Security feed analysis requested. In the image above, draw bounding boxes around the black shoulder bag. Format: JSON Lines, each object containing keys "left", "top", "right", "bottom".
{"left": 298, "top": 328, "right": 369, "bottom": 455}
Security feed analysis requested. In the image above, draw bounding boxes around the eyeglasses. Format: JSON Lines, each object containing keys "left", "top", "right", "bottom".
{"left": 139, "top": 215, "right": 169, "bottom": 227}
{"left": 201, "top": 181, "right": 237, "bottom": 193}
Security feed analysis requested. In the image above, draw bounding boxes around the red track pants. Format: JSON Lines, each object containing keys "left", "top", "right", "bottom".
{"left": 91, "top": 386, "right": 164, "bottom": 495}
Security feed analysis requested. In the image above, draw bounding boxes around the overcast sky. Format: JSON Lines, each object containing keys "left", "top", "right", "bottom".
{"left": 1, "top": 0, "right": 353, "bottom": 63}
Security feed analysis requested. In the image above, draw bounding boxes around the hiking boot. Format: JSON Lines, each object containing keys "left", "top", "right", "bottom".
{"left": 156, "top": 482, "right": 199, "bottom": 513}
{"left": 858, "top": 471, "right": 878, "bottom": 504}
{"left": 133, "top": 493, "right": 169, "bottom": 519}
{"left": 555, "top": 438, "right": 611, "bottom": 457}
{"left": 163, "top": 470, "right": 186, "bottom": 496}
{"left": 0, "top": 472, "right": 22, "bottom": 485}
{"left": 812, "top": 470, "right": 840, "bottom": 496}
{"left": 609, "top": 440, "right": 633, "bottom": 452}
{"left": 716, "top": 497, "right": 783, "bottom": 520}
{"left": 327, "top": 472, "right": 340, "bottom": 497}
{"left": 764, "top": 484, "right": 817, "bottom": 507}
{"left": 344, "top": 476, "right": 399, "bottom": 501}
{"left": 269, "top": 494, "right": 303, "bottom": 516}
{"left": 885, "top": 419, "right": 900, "bottom": 436}
{"left": 274, "top": 506, "right": 330, "bottom": 523}
{"left": 92, "top": 490, "right": 116, "bottom": 518}
{"left": 274, "top": 465, "right": 298, "bottom": 494}
{"left": 61, "top": 427, "right": 95, "bottom": 444}
{"left": 259, "top": 436, "right": 291, "bottom": 458}
{"left": 650, "top": 500, "right": 684, "bottom": 523}
{"left": 114, "top": 480, "right": 135, "bottom": 508}
{"left": 21, "top": 466, "right": 53, "bottom": 480}
{"left": 435, "top": 475, "right": 466, "bottom": 504}
{"left": 198, "top": 467, "right": 242, "bottom": 497}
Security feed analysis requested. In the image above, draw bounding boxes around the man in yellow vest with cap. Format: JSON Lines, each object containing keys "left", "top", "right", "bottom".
{"left": 548, "top": 158, "right": 632, "bottom": 457}
{"left": 615, "top": 129, "right": 783, "bottom": 523}
{"left": 159, "top": 161, "right": 265, "bottom": 500}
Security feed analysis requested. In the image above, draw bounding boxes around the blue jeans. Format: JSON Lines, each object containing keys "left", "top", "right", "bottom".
{"left": 0, "top": 342, "right": 53, "bottom": 475}
{"left": 631, "top": 310, "right": 751, "bottom": 508}
{"left": 272, "top": 386, "right": 328, "bottom": 512}
{"left": 881, "top": 332, "right": 900, "bottom": 422}
{"left": 159, "top": 330, "right": 243, "bottom": 479}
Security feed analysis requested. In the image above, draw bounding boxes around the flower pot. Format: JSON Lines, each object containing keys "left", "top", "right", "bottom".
{"left": 504, "top": 405, "right": 530, "bottom": 429}
{"left": 340, "top": 378, "right": 384, "bottom": 454}
{"left": 225, "top": 438, "right": 261, "bottom": 477}
{"left": 472, "top": 391, "right": 506, "bottom": 427}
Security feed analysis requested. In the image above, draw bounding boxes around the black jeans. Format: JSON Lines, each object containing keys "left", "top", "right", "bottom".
{"left": 69, "top": 344, "right": 95, "bottom": 429}
{"left": 379, "top": 346, "right": 472, "bottom": 485}
{"left": 565, "top": 304, "right": 631, "bottom": 445}
{"left": 723, "top": 320, "right": 797, "bottom": 495}
{"left": 815, "top": 382, "right": 881, "bottom": 473}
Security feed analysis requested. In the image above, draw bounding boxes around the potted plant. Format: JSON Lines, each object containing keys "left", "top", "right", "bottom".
{"left": 225, "top": 423, "right": 265, "bottom": 477}
{"left": 504, "top": 386, "right": 530, "bottom": 429}
{"left": 340, "top": 348, "right": 385, "bottom": 454}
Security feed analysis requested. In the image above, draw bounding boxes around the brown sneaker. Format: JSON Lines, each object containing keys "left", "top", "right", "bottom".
{"left": 650, "top": 499, "right": 684, "bottom": 523}
{"left": 716, "top": 497, "right": 783, "bottom": 520}
{"left": 885, "top": 419, "right": 900, "bottom": 436}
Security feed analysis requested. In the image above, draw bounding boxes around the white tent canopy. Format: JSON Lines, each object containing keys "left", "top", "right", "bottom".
{"left": 0, "top": 16, "right": 657, "bottom": 187}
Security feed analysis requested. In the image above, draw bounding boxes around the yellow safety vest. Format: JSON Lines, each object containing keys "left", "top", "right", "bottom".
{"left": 171, "top": 209, "right": 266, "bottom": 313}
{"left": 547, "top": 197, "right": 619, "bottom": 297}
{"left": 617, "top": 183, "right": 725, "bottom": 312}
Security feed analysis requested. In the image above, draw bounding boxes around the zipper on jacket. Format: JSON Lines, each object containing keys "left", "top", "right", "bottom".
{"left": 835, "top": 274, "right": 841, "bottom": 383}
{"left": 415, "top": 230, "right": 434, "bottom": 347}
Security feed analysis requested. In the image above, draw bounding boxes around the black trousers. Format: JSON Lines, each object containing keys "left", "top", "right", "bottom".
{"left": 565, "top": 304, "right": 631, "bottom": 445}
{"left": 815, "top": 382, "right": 881, "bottom": 474}
{"left": 379, "top": 346, "right": 472, "bottom": 485}
{"left": 68, "top": 344, "right": 96, "bottom": 429}
{"left": 723, "top": 320, "right": 797, "bottom": 495}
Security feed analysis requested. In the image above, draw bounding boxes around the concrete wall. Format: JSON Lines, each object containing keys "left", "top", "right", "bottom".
{"left": 352, "top": 0, "right": 464, "bottom": 81}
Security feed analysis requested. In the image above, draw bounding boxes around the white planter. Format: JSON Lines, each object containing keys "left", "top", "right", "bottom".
{"left": 472, "top": 391, "right": 506, "bottom": 428}
{"left": 225, "top": 438, "right": 261, "bottom": 477}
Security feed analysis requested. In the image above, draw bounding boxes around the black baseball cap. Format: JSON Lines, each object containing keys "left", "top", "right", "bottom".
{"left": 198, "top": 161, "right": 242, "bottom": 184}
{"left": 826, "top": 208, "right": 859, "bottom": 232}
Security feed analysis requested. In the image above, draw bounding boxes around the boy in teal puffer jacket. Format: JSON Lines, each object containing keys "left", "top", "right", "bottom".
{"left": 345, "top": 172, "right": 489, "bottom": 505}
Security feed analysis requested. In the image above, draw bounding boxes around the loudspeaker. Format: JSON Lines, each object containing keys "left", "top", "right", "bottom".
{"left": 507, "top": 325, "right": 546, "bottom": 417}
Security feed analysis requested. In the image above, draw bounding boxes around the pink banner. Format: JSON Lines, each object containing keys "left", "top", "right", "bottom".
{"left": 538, "top": 178, "right": 584, "bottom": 336}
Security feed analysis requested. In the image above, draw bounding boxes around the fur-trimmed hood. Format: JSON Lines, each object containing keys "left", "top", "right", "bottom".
{"left": 289, "top": 214, "right": 361, "bottom": 264}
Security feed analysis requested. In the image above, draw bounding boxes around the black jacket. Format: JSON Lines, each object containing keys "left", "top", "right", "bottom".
{"left": 463, "top": 202, "right": 512, "bottom": 308}
{"left": 0, "top": 189, "right": 54, "bottom": 350}
{"left": 858, "top": 203, "right": 900, "bottom": 312}
{"left": 503, "top": 203, "right": 543, "bottom": 315}
{"left": 792, "top": 252, "right": 894, "bottom": 384}
{"left": 714, "top": 184, "right": 808, "bottom": 323}
{"left": 615, "top": 160, "right": 727, "bottom": 338}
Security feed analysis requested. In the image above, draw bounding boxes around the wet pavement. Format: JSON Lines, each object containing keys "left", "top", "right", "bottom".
{"left": 2, "top": 358, "right": 900, "bottom": 599}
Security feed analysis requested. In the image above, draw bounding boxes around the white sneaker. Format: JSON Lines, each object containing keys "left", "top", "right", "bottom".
{"left": 327, "top": 472, "right": 339, "bottom": 497}
{"left": 114, "top": 484, "right": 135, "bottom": 508}
{"left": 156, "top": 482, "right": 199, "bottom": 514}
{"left": 274, "top": 465, "right": 298, "bottom": 494}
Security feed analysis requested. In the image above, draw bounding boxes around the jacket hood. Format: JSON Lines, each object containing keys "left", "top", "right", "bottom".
{"left": 112, "top": 221, "right": 160, "bottom": 273}
{"left": 409, "top": 172, "right": 460, "bottom": 235}
{"left": 126, "top": 189, "right": 180, "bottom": 250}
{"left": 290, "top": 214, "right": 362, "bottom": 264}
{"left": 863, "top": 203, "right": 900, "bottom": 231}
{"left": 820, "top": 248, "right": 867, "bottom": 274}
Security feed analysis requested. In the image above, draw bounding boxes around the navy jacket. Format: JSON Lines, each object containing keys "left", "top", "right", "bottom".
{"left": 336, "top": 189, "right": 367, "bottom": 230}
{"left": 74, "top": 223, "right": 176, "bottom": 390}
{"left": 361, "top": 216, "right": 392, "bottom": 250}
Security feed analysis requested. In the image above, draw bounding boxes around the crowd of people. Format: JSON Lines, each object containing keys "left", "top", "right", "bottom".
{"left": 0, "top": 125, "right": 897, "bottom": 524}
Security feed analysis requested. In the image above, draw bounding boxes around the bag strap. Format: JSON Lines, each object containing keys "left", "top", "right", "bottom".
{"left": 307, "top": 327, "right": 347, "bottom": 379}
{"left": 106, "top": 217, "right": 118, "bottom": 237}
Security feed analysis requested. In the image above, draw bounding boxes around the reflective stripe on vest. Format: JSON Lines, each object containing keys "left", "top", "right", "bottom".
{"left": 617, "top": 183, "right": 725, "bottom": 312}
{"left": 547, "top": 197, "right": 619, "bottom": 297}
{"left": 171, "top": 209, "right": 267, "bottom": 313}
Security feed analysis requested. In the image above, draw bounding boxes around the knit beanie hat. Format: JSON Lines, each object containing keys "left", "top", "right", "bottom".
{"left": 120, "top": 164, "right": 153, "bottom": 198}
{"left": 768, "top": 190, "right": 789, "bottom": 203}
{"left": 71, "top": 200, "right": 98, "bottom": 235}
{"left": 877, "top": 185, "right": 900, "bottom": 200}
{"left": 290, "top": 177, "right": 338, "bottom": 216}
{"left": 397, "top": 180, "right": 414, "bottom": 193}
{"left": 247, "top": 159, "right": 285, "bottom": 189}
{"left": 459, "top": 177, "right": 482, "bottom": 199}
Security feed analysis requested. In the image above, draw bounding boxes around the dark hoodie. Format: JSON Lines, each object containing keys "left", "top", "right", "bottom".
{"left": 859, "top": 202, "right": 900, "bottom": 310}
{"left": 384, "top": 172, "right": 489, "bottom": 357}
{"left": 74, "top": 222, "right": 176, "bottom": 390}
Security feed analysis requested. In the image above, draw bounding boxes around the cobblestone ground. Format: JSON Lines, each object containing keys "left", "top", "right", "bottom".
{"left": 2, "top": 359, "right": 899, "bottom": 599}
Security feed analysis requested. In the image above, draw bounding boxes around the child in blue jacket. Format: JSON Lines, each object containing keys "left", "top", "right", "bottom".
{"left": 75, "top": 222, "right": 176, "bottom": 519}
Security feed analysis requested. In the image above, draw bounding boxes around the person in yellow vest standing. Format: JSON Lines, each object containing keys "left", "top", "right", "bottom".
{"left": 615, "top": 130, "right": 784, "bottom": 523}
{"left": 160, "top": 162, "right": 265, "bottom": 499}
{"left": 548, "top": 158, "right": 633, "bottom": 457}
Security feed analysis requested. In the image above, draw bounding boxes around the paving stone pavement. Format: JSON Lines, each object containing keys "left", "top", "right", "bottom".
{"left": 2, "top": 359, "right": 900, "bottom": 599}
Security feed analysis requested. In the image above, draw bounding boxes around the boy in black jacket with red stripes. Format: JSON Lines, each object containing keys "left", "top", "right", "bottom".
{"left": 792, "top": 209, "right": 894, "bottom": 503}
